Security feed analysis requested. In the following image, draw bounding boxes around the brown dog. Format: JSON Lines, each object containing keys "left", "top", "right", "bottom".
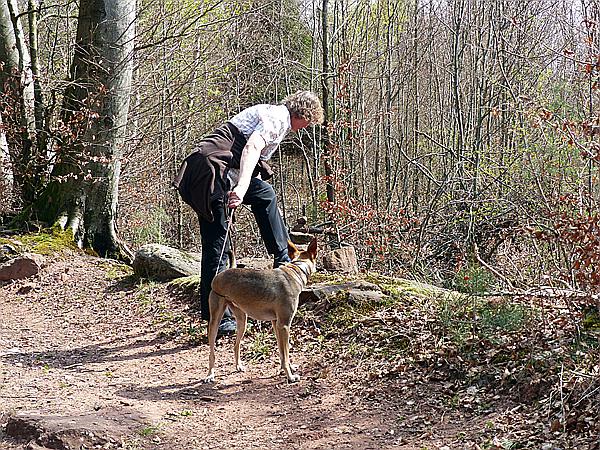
{"left": 205, "top": 238, "right": 317, "bottom": 383}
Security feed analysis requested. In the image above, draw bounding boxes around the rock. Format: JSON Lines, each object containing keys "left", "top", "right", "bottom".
{"left": 133, "top": 244, "right": 202, "bottom": 280}
{"left": 290, "top": 231, "right": 315, "bottom": 245}
{"left": 300, "top": 281, "right": 386, "bottom": 305}
{"left": 17, "top": 283, "right": 36, "bottom": 295}
{"left": 0, "top": 253, "right": 44, "bottom": 281}
{"left": 322, "top": 246, "right": 359, "bottom": 274}
{"left": 0, "top": 243, "right": 19, "bottom": 262}
{"left": 5, "top": 409, "right": 145, "bottom": 449}
{"left": 5, "top": 415, "right": 42, "bottom": 442}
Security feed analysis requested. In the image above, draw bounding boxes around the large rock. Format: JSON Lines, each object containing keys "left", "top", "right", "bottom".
{"left": 133, "top": 244, "right": 202, "bottom": 280}
{"left": 300, "top": 280, "right": 386, "bottom": 305}
{"left": 289, "top": 231, "right": 314, "bottom": 245}
{"left": 4, "top": 409, "right": 145, "bottom": 449}
{"left": 0, "top": 253, "right": 44, "bottom": 281}
{"left": 322, "top": 246, "right": 359, "bottom": 274}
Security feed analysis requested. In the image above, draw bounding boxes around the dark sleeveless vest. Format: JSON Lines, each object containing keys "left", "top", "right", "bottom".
{"left": 173, "top": 122, "right": 273, "bottom": 222}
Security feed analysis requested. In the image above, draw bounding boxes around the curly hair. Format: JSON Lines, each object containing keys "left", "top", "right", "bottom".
{"left": 283, "top": 91, "right": 324, "bottom": 125}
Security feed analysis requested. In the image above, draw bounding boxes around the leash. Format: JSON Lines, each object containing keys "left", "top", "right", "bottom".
{"left": 217, "top": 196, "right": 235, "bottom": 273}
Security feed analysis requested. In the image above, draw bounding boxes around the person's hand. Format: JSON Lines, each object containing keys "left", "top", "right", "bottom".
{"left": 228, "top": 190, "right": 243, "bottom": 209}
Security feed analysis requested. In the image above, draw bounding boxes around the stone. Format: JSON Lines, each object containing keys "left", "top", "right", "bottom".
{"left": 289, "top": 231, "right": 314, "bottom": 245}
{"left": 17, "top": 283, "right": 36, "bottom": 295}
{"left": 300, "top": 281, "right": 386, "bottom": 305}
{"left": 5, "top": 409, "right": 145, "bottom": 450}
{"left": 322, "top": 246, "right": 359, "bottom": 274}
{"left": 0, "top": 243, "right": 18, "bottom": 262}
{"left": 0, "top": 253, "right": 44, "bottom": 281}
{"left": 133, "top": 244, "right": 202, "bottom": 280}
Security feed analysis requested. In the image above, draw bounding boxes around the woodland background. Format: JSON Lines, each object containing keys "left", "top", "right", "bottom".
{"left": 1, "top": 0, "right": 600, "bottom": 296}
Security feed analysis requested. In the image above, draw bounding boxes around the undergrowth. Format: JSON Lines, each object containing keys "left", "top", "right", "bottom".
{"left": 136, "top": 267, "right": 598, "bottom": 446}
{"left": 294, "top": 273, "right": 599, "bottom": 446}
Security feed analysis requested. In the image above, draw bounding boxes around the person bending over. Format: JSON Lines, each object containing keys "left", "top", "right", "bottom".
{"left": 174, "top": 91, "right": 323, "bottom": 335}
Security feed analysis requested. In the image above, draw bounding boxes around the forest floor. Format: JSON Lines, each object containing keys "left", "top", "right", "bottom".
{"left": 0, "top": 249, "right": 598, "bottom": 449}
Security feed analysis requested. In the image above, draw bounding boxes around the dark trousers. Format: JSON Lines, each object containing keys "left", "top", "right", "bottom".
{"left": 198, "top": 177, "right": 290, "bottom": 320}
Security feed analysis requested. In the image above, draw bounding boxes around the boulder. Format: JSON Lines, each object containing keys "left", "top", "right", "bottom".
{"left": 322, "top": 246, "right": 359, "bottom": 274}
{"left": 300, "top": 281, "right": 386, "bottom": 305}
{"left": 4, "top": 409, "right": 145, "bottom": 449}
{"left": 0, "top": 253, "right": 44, "bottom": 281}
{"left": 289, "top": 231, "right": 314, "bottom": 245}
{"left": 133, "top": 244, "right": 202, "bottom": 280}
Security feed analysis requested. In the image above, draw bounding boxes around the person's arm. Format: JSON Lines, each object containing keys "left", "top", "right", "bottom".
{"left": 228, "top": 130, "right": 266, "bottom": 208}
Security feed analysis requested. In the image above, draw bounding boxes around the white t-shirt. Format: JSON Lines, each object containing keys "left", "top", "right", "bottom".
{"left": 229, "top": 104, "right": 291, "bottom": 161}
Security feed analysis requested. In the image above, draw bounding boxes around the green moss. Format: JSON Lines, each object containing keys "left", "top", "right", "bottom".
{"left": 365, "top": 272, "right": 463, "bottom": 303}
{"left": 311, "top": 272, "right": 359, "bottom": 285}
{"left": 168, "top": 275, "right": 200, "bottom": 293}
{"left": 321, "top": 288, "right": 393, "bottom": 331}
{"left": 164, "top": 276, "right": 200, "bottom": 312}
{"left": 1, "top": 226, "right": 79, "bottom": 255}
{"left": 0, "top": 237, "right": 14, "bottom": 246}
{"left": 84, "top": 247, "right": 99, "bottom": 257}
{"left": 101, "top": 261, "right": 133, "bottom": 280}
{"left": 582, "top": 307, "right": 600, "bottom": 331}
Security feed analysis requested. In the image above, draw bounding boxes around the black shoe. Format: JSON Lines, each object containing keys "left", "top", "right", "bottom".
{"left": 273, "top": 248, "right": 291, "bottom": 268}
{"left": 217, "top": 317, "right": 236, "bottom": 337}
{"left": 273, "top": 256, "right": 291, "bottom": 268}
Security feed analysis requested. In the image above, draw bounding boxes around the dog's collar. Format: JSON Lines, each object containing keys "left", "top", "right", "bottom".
{"left": 280, "top": 260, "right": 313, "bottom": 285}
{"left": 291, "top": 260, "right": 313, "bottom": 278}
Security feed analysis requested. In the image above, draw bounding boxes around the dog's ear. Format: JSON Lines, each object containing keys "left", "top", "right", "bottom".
{"left": 287, "top": 240, "right": 300, "bottom": 260}
{"left": 307, "top": 238, "right": 318, "bottom": 259}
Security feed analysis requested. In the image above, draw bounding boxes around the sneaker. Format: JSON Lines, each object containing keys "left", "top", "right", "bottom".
{"left": 217, "top": 317, "right": 236, "bottom": 337}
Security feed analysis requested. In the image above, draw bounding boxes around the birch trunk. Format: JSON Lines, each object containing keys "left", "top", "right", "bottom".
{"left": 0, "top": 0, "right": 38, "bottom": 205}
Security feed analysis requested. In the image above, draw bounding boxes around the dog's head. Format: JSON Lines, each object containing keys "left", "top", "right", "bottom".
{"left": 287, "top": 238, "right": 318, "bottom": 274}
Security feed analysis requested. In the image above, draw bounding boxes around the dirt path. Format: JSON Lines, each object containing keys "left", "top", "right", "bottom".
{"left": 7, "top": 252, "right": 580, "bottom": 450}
{"left": 2, "top": 251, "right": 598, "bottom": 450}
{"left": 0, "top": 253, "right": 416, "bottom": 449}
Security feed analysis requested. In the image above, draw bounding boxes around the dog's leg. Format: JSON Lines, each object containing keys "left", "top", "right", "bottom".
{"left": 272, "top": 320, "right": 298, "bottom": 375}
{"left": 274, "top": 318, "right": 299, "bottom": 383}
{"left": 229, "top": 305, "right": 247, "bottom": 373}
{"left": 205, "top": 292, "right": 227, "bottom": 383}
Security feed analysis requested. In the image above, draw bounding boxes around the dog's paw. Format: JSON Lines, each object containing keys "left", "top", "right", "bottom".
{"left": 204, "top": 372, "right": 215, "bottom": 383}
{"left": 236, "top": 364, "right": 246, "bottom": 373}
{"left": 287, "top": 373, "right": 300, "bottom": 383}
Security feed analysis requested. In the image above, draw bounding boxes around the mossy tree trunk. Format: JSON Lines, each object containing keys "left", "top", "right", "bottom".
{"left": 34, "top": 0, "right": 136, "bottom": 260}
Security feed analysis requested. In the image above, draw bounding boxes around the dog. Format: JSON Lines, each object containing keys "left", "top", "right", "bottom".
{"left": 205, "top": 238, "right": 317, "bottom": 383}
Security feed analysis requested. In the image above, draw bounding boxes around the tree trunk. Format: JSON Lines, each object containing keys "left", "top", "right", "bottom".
{"left": 0, "top": 0, "right": 39, "bottom": 205}
{"left": 321, "top": 0, "right": 334, "bottom": 204}
{"left": 0, "top": 112, "right": 11, "bottom": 201}
{"left": 35, "top": 0, "right": 136, "bottom": 260}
